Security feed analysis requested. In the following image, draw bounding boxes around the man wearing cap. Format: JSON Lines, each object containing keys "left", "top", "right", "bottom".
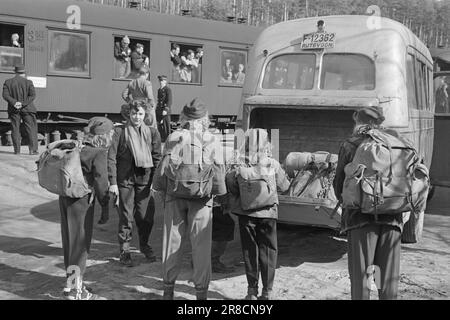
{"left": 2, "top": 64, "right": 38, "bottom": 155}
{"left": 60, "top": 116, "right": 114, "bottom": 300}
{"left": 122, "top": 66, "right": 157, "bottom": 129}
{"left": 156, "top": 75, "right": 172, "bottom": 142}
{"left": 152, "top": 97, "right": 227, "bottom": 300}
{"left": 130, "top": 43, "right": 149, "bottom": 78}
{"left": 333, "top": 106, "right": 405, "bottom": 300}
{"left": 114, "top": 35, "right": 131, "bottom": 78}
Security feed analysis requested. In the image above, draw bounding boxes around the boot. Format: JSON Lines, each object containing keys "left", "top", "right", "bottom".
{"left": 163, "top": 284, "right": 174, "bottom": 300}
{"left": 196, "top": 288, "right": 208, "bottom": 300}
{"left": 259, "top": 288, "right": 272, "bottom": 300}
{"left": 245, "top": 287, "right": 258, "bottom": 300}
{"left": 212, "top": 259, "right": 235, "bottom": 273}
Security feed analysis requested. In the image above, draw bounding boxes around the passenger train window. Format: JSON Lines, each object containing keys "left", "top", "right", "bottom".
{"left": 48, "top": 30, "right": 89, "bottom": 77}
{"left": 434, "top": 75, "right": 450, "bottom": 114}
{"left": 219, "top": 49, "right": 247, "bottom": 86}
{"left": 170, "top": 42, "right": 203, "bottom": 84}
{"left": 113, "top": 35, "right": 150, "bottom": 80}
{"left": 320, "top": 54, "right": 375, "bottom": 90}
{"left": 262, "top": 54, "right": 315, "bottom": 89}
{"left": 0, "top": 23, "right": 24, "bottom": 72}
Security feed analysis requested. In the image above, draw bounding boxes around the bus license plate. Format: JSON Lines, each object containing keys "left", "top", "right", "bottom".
{"left": 301, "top": 32, "right": 336, "bottom": 49}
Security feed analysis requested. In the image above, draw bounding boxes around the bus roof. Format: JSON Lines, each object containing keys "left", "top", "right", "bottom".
{"left": 0, "top": 0, "right": 262, "bottom": 45}
{"left": 253, "top": 15, "right": 431, "bottom": 63}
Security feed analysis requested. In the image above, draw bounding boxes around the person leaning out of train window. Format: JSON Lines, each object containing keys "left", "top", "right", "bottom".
{"left": 180, "top": 49, "right": 195, "bottom": 83}
{"left": 191, "top": 48, "right": 203, "bottom": 83}
{"left": 169, "top": 43, "right": 182, "bottom": 81}
{"left": 130, "top": 43, "right": 149, "bottom": 78}
{"left": 332, "top": 107, "right": 405, "bottom": 300}
{"left": 11, "top": 33, "right": 21, "bottom": 48}
{"left": 222, "top": 58, "right": 234, "bottom": 81}
{"left": 122, "top": 66, "right": 157, "bottom": 129}
{"left": 156, "top": 75, "right": 172, "bottom": 142}
{"left": 107, "top": 101, "right": 162, "bottom": 267}
{"left": 226, "top": 129, "right": 290, "bottom": 300}
{"left": 61, "top": 116, "right": 114, "bottom": 300}
{"left": 114, "top": 35, "right": 131, "bottom": 78}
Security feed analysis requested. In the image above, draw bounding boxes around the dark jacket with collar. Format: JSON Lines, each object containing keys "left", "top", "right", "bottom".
{"left": 80, "top": 145, "right": 110, "bottom": 206}
{"left": 108, "top": 125, "right": 162, "bottom": 187}
{"left": 2, "top": 74, "right": 37, "bottom": 114}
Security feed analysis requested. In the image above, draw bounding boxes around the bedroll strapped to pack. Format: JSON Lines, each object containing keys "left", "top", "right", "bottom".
{"left": 286, "top": 151, "right": 338, "bottom": 201}
{"left": 236, "top": 161, "right": 278, "bottom": 211}
{"left": 37, "top": 139, "right": 91, "bottom": 198}
{"left": 163, "top": 130, "right": 216, "bottom": 199}
{"left": 342, "top": 129, "right": 429, "bottom": 215}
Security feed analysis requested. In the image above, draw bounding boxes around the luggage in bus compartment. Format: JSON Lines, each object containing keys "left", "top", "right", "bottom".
{"left": 237, "top": 16, "right": 434, "bottom": 230}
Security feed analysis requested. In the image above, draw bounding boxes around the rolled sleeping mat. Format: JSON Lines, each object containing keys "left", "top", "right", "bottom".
{"left": 284, "top": 152, "right": 313, "bottom": 178}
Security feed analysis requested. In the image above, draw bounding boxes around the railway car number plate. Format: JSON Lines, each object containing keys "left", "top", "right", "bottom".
{"left": 301, "top": 32, "right": 335, "bottom": 49}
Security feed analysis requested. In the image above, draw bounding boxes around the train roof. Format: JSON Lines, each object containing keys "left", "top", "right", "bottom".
{"left": 253, "top": 15, "right": 432, "bottom": 63}
{"left": 0, "top": 0, "right": 263, "bottom": 45}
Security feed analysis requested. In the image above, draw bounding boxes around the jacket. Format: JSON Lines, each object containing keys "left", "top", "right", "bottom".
{"left": 226, "top": 157, "right": 290, "bottom": 219}
{"left": 156, "top": 86, "right": 172, "bottom": 115}
{"left": 333, "top": 127, "right": 404, "bottom": 233}
{"left": 122, "top": 77, "right": 155, "bottom": 108}
{"left": 108, "top": 125, "right": 162, "bottom": 187}
{"left": 2, "top": 75, "right": 37, "bottom": 114}
{"left": 80, "top": 145, "right": 110, "bottom": 206}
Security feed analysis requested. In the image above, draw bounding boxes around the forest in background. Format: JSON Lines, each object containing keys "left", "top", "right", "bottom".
{"left": 82, "top": 0, "right": 450, "bottom": 48}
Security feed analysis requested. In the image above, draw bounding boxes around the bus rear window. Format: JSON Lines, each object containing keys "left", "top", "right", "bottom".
{"left": 262, "top": 54, "right": 315, "bottom": 89}
{"left": 320, "top": 54, "right": 375, "bottom": 90}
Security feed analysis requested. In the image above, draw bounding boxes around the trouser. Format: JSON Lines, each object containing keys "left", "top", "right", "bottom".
{"left": 117, "top": 184, "right": 155, "bottom": 252}
{"left": 156, "top": 112, "right": 171, "bottom": 142}
{"left": 162, "top": 196, "right": 213, "bottom": 291}
{"left": 9, "top": 111, "right": 38, "bottom": 153}
{"left": 347, "top": 224, "right": 401, "bottom": 300}
{"left": 211, "top": 206, "right": 235, "bottom": 262}
{"left": 238, "top": 215, "right": 277, "bottom": 293}
{"left": 59, "top": 195, "right": 94, "bottom": 280}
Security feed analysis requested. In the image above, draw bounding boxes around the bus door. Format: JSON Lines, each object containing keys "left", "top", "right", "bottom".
{"left": 431, "top": 71, "right": 450, "bottom": 189}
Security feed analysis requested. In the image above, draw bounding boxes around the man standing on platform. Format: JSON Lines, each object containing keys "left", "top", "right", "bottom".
{"left": 156, "top": 75, "right": 172, "bottom": 142}
{"left": 2, "top": 63, "right": 38, "bottom": 155}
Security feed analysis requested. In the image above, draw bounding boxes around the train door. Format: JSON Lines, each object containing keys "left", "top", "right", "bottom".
{"left": 430, "top": 71, "right": 450, "bottom": 190}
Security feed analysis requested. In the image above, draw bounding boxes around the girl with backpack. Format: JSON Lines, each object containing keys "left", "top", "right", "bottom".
{"left": 225, "top": 129, "right": 290, "bottom": 300}
{"left": 60, "top": 116, "right": 114, "bottom": 300}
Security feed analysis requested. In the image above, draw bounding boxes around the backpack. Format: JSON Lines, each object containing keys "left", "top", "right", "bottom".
{"left": 236, "top": 159, "right": 278, "bottom": 211}
{"left": 342, "top": 129, "right": 429, "bottom": 215}
{"left": 37, "top": 139, "right": 91, "bottom": 198}
{"left": 163, "top": 130, "right": 216, "bottom": 199}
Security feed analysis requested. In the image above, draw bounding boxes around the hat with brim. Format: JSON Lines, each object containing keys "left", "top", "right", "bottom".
{"left": 84, "top": 117, "right": 114, "bottom": 135}
{"left": 158, "top": 75, "right": 167, "bottom": 81}
{"left": 181, "top": 98, "right": 207, "bottom": 120}
{"left": 354, "top": 106, "right": 385, "bottom": 125}
{"left": 14, "top": 64, "right": 25, "bottom": 74}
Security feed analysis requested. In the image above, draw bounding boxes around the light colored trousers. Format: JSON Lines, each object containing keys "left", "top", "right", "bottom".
{"left": 162, "top": 195, "right": 213, "bottom": 291}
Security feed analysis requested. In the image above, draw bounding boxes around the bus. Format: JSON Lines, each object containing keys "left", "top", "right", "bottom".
{"left": 237, "top": 15, "right": 434, "bottom": 240}
{"left": 0, "top": 0, "right": 262, "bottom": 141}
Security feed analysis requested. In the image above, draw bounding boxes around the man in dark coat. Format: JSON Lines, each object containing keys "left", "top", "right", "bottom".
{"left": 156, "top": 75, "right": 172, "bottom": 142}
{"left": 2, "top": 64, "right": 38, "bottom": 155}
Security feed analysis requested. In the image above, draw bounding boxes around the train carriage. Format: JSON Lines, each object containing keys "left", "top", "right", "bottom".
{"left": 0, "top": 0, "right": 262, "bottom": 139}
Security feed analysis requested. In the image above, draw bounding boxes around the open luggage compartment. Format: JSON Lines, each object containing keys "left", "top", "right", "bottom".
{"left": 249, "top": 107, "right": 355, "bottom": 228}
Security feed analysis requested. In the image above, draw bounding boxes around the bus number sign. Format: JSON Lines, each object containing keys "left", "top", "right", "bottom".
{"left": 301, "top": 32, "right": 335, "bottom": 49}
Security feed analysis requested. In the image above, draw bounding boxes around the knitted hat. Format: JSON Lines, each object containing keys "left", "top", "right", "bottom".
{"left": 84, "top": 117, "right": 114, "bottom": 135}
{"left": 138, "top": 66, "right": 149, "bottom": 75}
{"left": 181, "top": 98, "right": 207, "bottom": 120}
{"left": 14, "top": 64, "right": 25, "bottom": 74}
{"left": 354, "top": 106, "right": 385, "bottom": 125}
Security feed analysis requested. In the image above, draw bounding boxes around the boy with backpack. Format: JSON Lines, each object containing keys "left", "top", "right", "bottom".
{"left": 37, "top": 117, "right": 114, "bottom": 300}
{"left": 333, "top": 107, "right": 429, "bottom": 300}
{"left": 153, "top": 98, "right": 227, "bottom": 300}
{"left": 225, "top": 128, "right": 290, "bottom": 300}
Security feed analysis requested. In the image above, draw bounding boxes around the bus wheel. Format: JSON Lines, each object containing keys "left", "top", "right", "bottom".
{"left": 401, "top": 211, "right": 424, "bottom": 244}
{"left": 427, "top": 185, "right": 435, "bottom": 202}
